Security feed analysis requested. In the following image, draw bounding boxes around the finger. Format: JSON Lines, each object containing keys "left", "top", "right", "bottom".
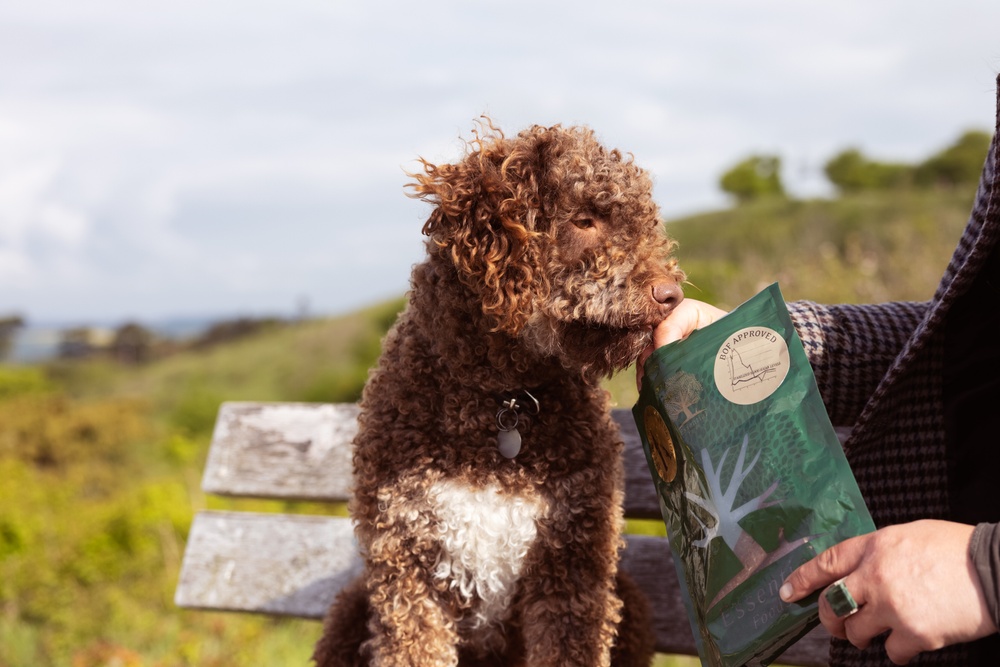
{"left": 824, "top": 579, "right": 861, "bottom": 618}
{"left": 637, "top": 343, "right": 653, "bottom": 370}
{"left": 884, "top": 631, "right": 920, "bottom": 665}
{"left": 650, "top": 301, "right": 700, "bottom": 348}
{"left": 636, "top": 343, "right": 655, "bottom": 391}
{"left": 816, "top": 577, "right": 861, "bottom": 640}
{"left": 816, "top": 592, "right": 849, "bottom": 640}
{"left": 780, "top": 535, "right": 870, "bottom": 603}
{"left": 842, "top": 607, "right": 890, "bottom": 653}
{"left": 650, "top": 300, "right": 729, "bottom": 349}
{"left": 651, "top": 318, "right": 689, "bottom": 348}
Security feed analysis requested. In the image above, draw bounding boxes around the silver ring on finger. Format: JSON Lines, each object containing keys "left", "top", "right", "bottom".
{"left": 825, "top": 579, "right": 860, "bottom": 618}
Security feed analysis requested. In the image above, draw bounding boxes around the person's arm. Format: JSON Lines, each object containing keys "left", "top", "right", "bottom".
{"left": 970, "top": 522, "right": 1000, "bottom": 634}
{"left": 786, "top": 300, "right": 929, "bottom": 427}
{"left": 778, "top": 520, "right": 996, "bottom": 664}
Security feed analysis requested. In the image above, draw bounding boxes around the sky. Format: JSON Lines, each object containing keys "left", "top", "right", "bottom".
{"left": 2, "top": 1, "right": 999, "bottom": 325}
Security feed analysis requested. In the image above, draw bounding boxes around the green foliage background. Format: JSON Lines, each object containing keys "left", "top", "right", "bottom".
{"left": 718, "top": 155, "right": 785, "bottom": 203}
{"left": 0, "top": 182, "right": 977, "bottom": 665}
{"left": 824, "top": 131, "right": 992, "bottom": 194}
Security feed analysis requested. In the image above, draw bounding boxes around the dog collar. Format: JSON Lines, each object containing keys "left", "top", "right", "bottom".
{"left": 494, "top": 390, "right": 540, "bottom": 459}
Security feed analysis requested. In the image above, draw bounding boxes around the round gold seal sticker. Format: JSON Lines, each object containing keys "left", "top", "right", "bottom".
{"left": 644, "top": 406, "right": 677, "bottom": 482}
{"left": 713, "top": 326, "right": 789, "bottom": 405}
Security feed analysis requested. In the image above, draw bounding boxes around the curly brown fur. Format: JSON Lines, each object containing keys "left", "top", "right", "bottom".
{"left": 313, "top": 119, "right": 683, "bottom": 667}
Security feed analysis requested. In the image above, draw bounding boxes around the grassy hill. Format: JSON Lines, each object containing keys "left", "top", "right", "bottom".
{"left": 669, "top": 189, "right": 971, "bottom": 307}
{"left": 0, "top": 188, "right": 977, "bottom": 666}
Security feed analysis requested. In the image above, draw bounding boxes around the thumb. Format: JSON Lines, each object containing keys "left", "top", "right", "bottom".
{"left": 651, "top": 299, "right": 729, "bottom": 348}
{"left": 651, "top": 304, "right": 700, "bottom": 348}
{"left": 779, "top": 534, "right": 870, "bottom": 603}
{"left": 652, "top": 318, "right": 691, "bottom": 348}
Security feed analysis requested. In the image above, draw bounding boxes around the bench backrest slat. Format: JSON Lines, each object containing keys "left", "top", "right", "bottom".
{"left": 204, "top": 402, "right": 663, "bottom": 519}
{"left": 203, "top": 402, "right": 358, "bottom": 501}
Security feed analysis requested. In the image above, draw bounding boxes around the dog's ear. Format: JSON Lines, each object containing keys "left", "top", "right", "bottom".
{"left": 408, "top": 122, "right": 550, "bottom": 335}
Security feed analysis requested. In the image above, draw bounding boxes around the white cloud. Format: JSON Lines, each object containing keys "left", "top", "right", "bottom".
{"left": 0, "top": 247, "right": 33, "bottom": 284}
{"left": 0, "top": 158, "right": 91, "bottom": 254}
{"left": 1, "top": 0, "right": 999, "bottom": 321}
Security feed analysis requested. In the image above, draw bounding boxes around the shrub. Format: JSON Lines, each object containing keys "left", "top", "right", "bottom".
{"left": 719, "top": 155, "right": 785, "bottom": 203}
{"left": 824, "top": 149, "right": 911, "bottom": 193}
{"left": 0, "top": 366, "right": 53, "bottom": 399}
{"left": 914, "top": 130, "right": 993, "bottom": 189}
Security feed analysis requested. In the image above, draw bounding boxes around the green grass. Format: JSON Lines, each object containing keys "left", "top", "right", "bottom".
{"left": 0, "top": 188, "right": 977, "bottom": 665}
{"left": 668, "top": 190, "right": 971, "bottom": 308}
{"left": 0, "top": 303, "right": 404, "bottom": 667}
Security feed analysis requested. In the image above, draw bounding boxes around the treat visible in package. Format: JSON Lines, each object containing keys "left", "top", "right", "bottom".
{"left": 633, "top": 284, "right": 875, "bottom": 667}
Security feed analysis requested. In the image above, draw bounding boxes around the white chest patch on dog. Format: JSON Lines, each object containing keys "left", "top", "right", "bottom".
{"left": 428, "top": 480, "right": 548, "bottom": 629}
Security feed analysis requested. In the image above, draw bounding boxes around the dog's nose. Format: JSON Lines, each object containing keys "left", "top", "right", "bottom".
{"left": 652, "top": 282, "right": 683, "bottom": 311}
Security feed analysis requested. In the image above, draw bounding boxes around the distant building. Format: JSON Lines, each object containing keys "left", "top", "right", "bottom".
{"left": 110, "top": 323, "right": 156, "bottom": 364}
{"left": 0, "top": 315, "right": 25, "bottom": 361}
{"left": 57, "top": 327, "right": 115, "bottom": 359}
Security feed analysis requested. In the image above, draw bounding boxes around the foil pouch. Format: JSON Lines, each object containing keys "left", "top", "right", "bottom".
{"left": 633, "top": 284, "right": 875, "bottom": 666}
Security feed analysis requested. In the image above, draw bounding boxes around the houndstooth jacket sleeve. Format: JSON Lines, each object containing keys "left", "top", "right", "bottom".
{"left": 786, "top": 299, "right": 929, "bottom": 428}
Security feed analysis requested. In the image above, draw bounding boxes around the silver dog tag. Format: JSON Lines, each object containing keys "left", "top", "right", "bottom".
{"left": 498, "top": 429, "right": 522, "bottom": 458}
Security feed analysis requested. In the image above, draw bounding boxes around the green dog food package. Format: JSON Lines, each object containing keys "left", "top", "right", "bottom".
{"left": 633, "top": 284, "right": 875, "bottom": 667}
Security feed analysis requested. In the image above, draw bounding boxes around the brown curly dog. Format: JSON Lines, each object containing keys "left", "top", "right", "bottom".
{"left": 313, "top": 120, "right": 684, "bottom": 667}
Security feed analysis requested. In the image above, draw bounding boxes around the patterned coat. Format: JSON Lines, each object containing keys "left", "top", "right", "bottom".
{"left": 786, "top": 76, "right": 1000, "bottom": 666}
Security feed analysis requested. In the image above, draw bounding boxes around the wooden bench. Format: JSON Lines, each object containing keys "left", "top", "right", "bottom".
{"left": 174, "top": 401, "right": 831, "bottom": 665}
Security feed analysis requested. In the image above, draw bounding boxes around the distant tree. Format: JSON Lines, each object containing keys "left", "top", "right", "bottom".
{"left": 824, "top": 149, "right": 911, "bottom": 193}
{"left": 0, "top": 315, "right": 25, "bottom": 361}
{"left": 719, "top": 155, "right": 785, "bottom": 203}
{"left": 191, "top": 317, "right": 285, "bottom": 350}
{"left": 111, "top": 322, "right": 156, "bottom": 364}
{"left": 824, "top": 149, "right": 869, "bottom": 193}
{"left": 824, "top": 130, "right": 992, "bottom": 195}
{"left": 914, "top": 130, "right": 992, "bottom": 189}
{"left": 58, "top": 328, "right": 97, "bottom": 359}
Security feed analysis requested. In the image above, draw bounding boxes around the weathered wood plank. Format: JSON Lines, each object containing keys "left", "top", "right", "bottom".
{"left": 175, "top": 512, "right": 695, "bottom": 648}
{"left": 614, "top": 409, "right": 666, "bottom": 520}
{"left": 202, "top": 402, "right": 357, "bottom": 501}
{"left": 175, "top": 510, "right": 363, "bottom": 618}
{"left": 202, "top": 402, "right": 662, "bottom": 518}
{"left": 175, "top": 510, "right": 829, "bottom": 665}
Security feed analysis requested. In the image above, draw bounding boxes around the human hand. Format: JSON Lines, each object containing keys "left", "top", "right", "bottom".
{"left": 636, "top": 299, "right": 728, "bottom": 390}
{"left": 779, "top": 520, "right": 996, "bottom": 664}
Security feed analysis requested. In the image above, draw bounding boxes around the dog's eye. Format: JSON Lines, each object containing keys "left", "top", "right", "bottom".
{"left": 573, "top": 217, "right": 596, "bottom": 230}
